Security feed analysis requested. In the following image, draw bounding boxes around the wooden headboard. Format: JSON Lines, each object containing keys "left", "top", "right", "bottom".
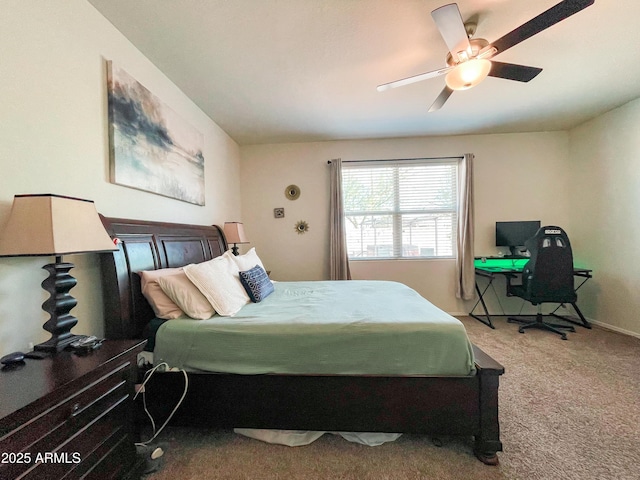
{"left": 99, "top": 215, "right": 227, "bottom": 340}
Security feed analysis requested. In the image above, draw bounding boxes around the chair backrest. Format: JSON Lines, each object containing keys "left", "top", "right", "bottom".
{"left": 522, "top": 226, "right": 577, "bottom": 302}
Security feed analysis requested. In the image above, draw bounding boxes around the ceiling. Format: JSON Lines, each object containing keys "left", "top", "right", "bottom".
{"left": 88, "top": 0, "right": 640, "bottom": 145}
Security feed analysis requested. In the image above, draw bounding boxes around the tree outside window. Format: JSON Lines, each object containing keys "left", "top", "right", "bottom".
{"left": 342, "top": 159, "right": 458, "bottom": 259}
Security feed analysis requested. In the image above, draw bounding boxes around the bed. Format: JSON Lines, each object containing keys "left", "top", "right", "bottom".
{"left": 99, "top": 215, "right": 504, "bottom": 464}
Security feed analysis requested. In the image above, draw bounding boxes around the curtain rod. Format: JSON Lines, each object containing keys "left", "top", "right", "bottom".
{"left": 327, "top": 156, "right": 463, "bottom": 164}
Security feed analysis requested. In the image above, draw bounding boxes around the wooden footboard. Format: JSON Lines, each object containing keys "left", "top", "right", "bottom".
{"left": 472, "top": 345, "right": 504, "bottom": 464}
{"left": 139, "top": 345, "right": 503, "bottom": 463}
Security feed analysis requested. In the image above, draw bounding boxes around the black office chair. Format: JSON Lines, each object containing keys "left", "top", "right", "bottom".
{"left": 506, "top": 226, "right": 577, "bottom": 340}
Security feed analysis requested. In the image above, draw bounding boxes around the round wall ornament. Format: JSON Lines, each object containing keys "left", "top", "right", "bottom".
{"left": 285, "top": 185, "right": 300, "bottom": 200}
{"left": 295, "top": 220, "right": 309, "bottom": 234}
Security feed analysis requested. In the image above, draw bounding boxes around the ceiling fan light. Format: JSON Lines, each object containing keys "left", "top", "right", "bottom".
{"left": 445, "top": 59, "right": 492, "bottom": 91}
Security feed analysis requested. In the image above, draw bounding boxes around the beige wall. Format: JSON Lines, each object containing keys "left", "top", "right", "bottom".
{"left": 3, "top": 3, "right": 636, "bottom": 356}
{"left": 240, "top": 132, "right": 571, "bottom": 314}
{"left": 0, "top": 1, "right": 242, "bottom": 353}
{"left": 567, "top": 98, "right": 640, "bottom": 336}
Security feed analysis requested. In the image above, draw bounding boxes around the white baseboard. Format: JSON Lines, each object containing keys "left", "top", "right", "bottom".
{"left": 588, "top": 319, "right": 640, "bottom": 339}
{"left": 453, "top": 307, "right": 640, "bottom": 339}
{"left": 553, "top": 306, "right": 640, "bottom": 338}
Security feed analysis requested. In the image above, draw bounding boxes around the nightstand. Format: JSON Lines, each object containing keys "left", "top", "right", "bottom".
{"left": 0, "top": 339, "right": 146, "bottom": 480}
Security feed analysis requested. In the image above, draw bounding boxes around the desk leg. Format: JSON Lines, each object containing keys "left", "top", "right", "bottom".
{"left": 470, "top": 280, "right": 495, "bottom": 329}
{"left": 551, "top": 302, "right": 592, "bottom": 329}
{"left": 549, "top": 275, "right": 592, "bottom": 329}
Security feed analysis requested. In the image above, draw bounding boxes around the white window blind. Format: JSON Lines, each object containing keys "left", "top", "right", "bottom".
{"left": 342, "top": 158, "right": 459, "bottom": 259}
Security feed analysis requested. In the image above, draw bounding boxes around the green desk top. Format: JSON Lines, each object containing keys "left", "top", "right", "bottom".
{"left": 474, "top": 257, "right": 590, "bottom": 274}
{"left": 474, "top": 258, "right": 529, "bottom": 272}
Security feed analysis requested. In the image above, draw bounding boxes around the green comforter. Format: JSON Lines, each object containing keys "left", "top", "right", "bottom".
{"left": 154, "top": 280, "right": 475, "bottom": 376}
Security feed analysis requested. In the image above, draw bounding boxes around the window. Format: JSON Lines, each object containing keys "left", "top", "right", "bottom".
{"left": 342, "top": 157, "right": 459, "bottom": 259}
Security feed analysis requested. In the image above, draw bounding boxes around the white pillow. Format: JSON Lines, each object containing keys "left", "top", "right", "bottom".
{"left": 233, "top": 247, "right": 265, "bottom": 271}
{"left": 139, "top": 268, "right": 185, "bottom": 319}
{"left": 183, "top": 253, "right": 250, "bottom": 316}
{"left": 156, "top": 272, "right": 215, "bottom": 320}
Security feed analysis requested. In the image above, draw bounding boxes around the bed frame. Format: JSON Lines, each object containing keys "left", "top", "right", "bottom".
{"left": 99, "top": 215, "right": 504, "bottom": 465}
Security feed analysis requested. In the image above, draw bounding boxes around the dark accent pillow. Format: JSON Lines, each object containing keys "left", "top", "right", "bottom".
{"left": 239, "top": 265, "right": 274, "bottom": 303}
{"left": 142, "top": 317, "right": 169, "bottom": 352}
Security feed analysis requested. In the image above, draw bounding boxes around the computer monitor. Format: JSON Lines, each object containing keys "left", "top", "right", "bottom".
{"left": 495, "top": 220, "right": 541, "bottom": 256}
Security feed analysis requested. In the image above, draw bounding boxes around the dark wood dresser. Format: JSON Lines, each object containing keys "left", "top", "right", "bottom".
{"left": 0, "top": 340, "right": 146, "bottom": 479}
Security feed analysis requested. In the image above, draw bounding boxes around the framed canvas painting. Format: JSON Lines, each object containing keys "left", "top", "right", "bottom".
{"left": 107, "top": 61, "right": 205, "bottom": 205}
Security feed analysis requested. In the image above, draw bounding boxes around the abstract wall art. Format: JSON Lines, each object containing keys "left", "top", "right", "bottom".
{"left": 107, "top": 61, "right": 205, "bottom": 205}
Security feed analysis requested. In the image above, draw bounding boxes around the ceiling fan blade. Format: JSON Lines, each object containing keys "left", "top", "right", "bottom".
{"left": 431, "top": 3, "right": 471, "bottom": 61}
{"left": 488, "top": 62, "right": 543, "bottom": 82}
{"left": 377, "top": 66, "right": 453, "bottom": 92}
{"left": 428, "top": 86, "right": 454, "bottom": 112}
{"left": 490, "top": 0, "right": 594, "bottom": 55}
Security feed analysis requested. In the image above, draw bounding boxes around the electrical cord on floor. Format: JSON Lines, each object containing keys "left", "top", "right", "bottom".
{"left": 134, "top": 362, "right": 189, "bottom": 447}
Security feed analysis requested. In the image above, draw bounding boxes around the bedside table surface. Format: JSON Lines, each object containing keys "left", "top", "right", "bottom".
{"left": 0, "top": 339, "right": 145, "bottom": 420}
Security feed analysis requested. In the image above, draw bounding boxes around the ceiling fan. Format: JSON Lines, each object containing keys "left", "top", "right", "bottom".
{"left": 377, "top": 0, "right": 595, "bottom": 112}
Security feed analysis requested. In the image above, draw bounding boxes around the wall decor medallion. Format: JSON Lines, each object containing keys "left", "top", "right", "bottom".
{"left": 285, "top": 185, "right": 300, "bottom": 200}
{"left": 274, "top": 208, "right": 285, "bottom": 218}
{"left": 295, "top": 220, "right": 309, "bottom": 234}
{"left": 107, "top": 61, "right": 205, "bottom": 205}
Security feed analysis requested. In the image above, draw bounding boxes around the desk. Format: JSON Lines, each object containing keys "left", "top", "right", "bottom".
{"left": 471, "top": 257, "right": 592, "bottom": 329}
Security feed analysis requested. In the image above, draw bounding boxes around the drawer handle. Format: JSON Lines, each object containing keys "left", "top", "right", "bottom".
{"left": 71, "top": 402, "right": 82, "bottom": 417}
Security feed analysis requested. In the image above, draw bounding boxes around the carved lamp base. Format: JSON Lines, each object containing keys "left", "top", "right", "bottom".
{"left": 34, "top": 257, "right": 82, "bottom": 353}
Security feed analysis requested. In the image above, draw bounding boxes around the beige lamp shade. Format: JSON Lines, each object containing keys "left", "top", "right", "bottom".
{"left": 0, "top": 194, "right": 117, "bottom": 257}
{"left": 223, "top": 222, "right": 249, "bottom": 244}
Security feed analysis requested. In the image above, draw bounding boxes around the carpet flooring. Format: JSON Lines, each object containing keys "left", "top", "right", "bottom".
{"left": 143, "top": 316, "right": 640, "bottom": 479}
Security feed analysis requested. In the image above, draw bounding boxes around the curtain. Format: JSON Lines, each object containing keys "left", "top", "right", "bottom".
{"left": 456, "top": 153, "right": 475, "bottom": 300}
{"left": 329, "top": 158, "right": 352, "bottom": 280}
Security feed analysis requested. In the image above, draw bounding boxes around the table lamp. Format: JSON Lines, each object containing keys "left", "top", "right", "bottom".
{"left": 223, "top": 222, "right": 249, "bottom": 256}
{"left": 0, "top": 194, "right": 117, "bottom": 354}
